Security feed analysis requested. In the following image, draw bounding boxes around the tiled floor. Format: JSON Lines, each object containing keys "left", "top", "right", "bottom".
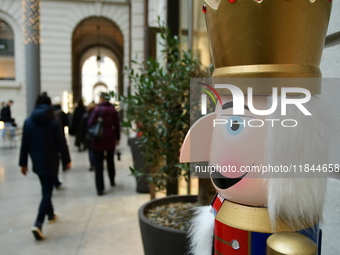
{"left": 0, "top": 134, "right": 150, "bottom": 255}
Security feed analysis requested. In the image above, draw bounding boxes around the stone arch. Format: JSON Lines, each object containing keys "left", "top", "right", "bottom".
{"left": 72, "top": 16, "right": 124, "bottom": 104}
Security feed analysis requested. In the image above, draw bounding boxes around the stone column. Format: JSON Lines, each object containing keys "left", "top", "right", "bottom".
{"left": 22, "top": 0, "right": 41, "bottom": 116}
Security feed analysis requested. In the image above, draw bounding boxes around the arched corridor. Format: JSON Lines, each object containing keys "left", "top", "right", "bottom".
{"left": 72, "top": 17, "right": 124, "bottom": 105}
{"left": 81, "top": 53, "right": 118, "bottom": 104}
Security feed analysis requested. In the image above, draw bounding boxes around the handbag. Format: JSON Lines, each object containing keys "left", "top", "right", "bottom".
{"left": 86, "top": 107, "right": 104, "bottom": 141}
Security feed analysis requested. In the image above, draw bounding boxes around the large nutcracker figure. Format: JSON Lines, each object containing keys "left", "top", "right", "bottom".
{"left": 180, "top": 0, "right": 333, "bottom": 254}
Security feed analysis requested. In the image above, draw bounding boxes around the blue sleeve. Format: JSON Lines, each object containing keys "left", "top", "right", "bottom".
{"left": 19, "top": 121, "right": 30, "bottom": 167}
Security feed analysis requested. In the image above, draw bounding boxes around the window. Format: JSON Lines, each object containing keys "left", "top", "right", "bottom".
{"left": 0, "top": 20, "right": 15, "bottom": 80}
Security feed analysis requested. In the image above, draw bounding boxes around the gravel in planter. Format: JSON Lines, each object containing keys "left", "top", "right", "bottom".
{"left": 146, "top": 202, "right": 199, "bottom": 231}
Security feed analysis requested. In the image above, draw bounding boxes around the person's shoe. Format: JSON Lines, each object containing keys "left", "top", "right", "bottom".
{"left": 97, "top": 191, "right": 105, "bottom": 196}
{"left": 55, "top": 182, "right": 63, "bottom": 190}
{"left": 31, "top": 226, "right": 44, "bottom": 240}
{"left": 110, "top": 181, "right": 115, "bottom": 187}
{"left": 47, "top": 214, "right": 58, "bottom": 224}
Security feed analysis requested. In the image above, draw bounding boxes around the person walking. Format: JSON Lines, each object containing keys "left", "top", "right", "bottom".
{"left": 52, "top": 96, "right": 69, "bottom": 132}
{"left": 87, "top": 93, "right": 120, "bottom": 196}
{"left": 19, "top": 94, "right": 71, "bottom": 240}
{"left": 70, "top": 98, "right": 86, "bottom": 151}
{"left": 79, "top": 101, "right": 96, "bottom": 171}
{"left": 0, "top": 98, "right": 5, "bottom": 111}
{"left": 52, "top": 96, "right": 69, "bottom": 189}
{"left": 1, "top": 99, "right": 15, "bottom": 139}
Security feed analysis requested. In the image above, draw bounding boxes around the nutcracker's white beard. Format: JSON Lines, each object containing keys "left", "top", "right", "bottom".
{"left": 188, "top": 206, "right": 215, "bottom": 255}
{"left": 266, "top": 95, "right": 332, "bottom": 230}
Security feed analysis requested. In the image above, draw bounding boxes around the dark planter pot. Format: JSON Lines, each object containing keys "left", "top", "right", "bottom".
{"left": 128, "top": 137, "right": 149, "bottom": 193}
{"left": 139, "top": 195, "right": 197, "bottom": 255}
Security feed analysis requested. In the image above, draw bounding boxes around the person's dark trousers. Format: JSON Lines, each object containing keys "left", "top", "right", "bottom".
{"left": 93, "top": 150, "right": 116, "bottom": 194}
{"left": 88, "top": 149, "right": 95, "bottom": 170}
{"left": 54, "top": 176, "right": 62, "bottom": 188}
{"left": 106, "top": 150, "right": 115, "bottom": 186}
{"left": 35, "top": 175, "right": 55, "bottom": 229}
{"left": 93, "top": 150, "right": 105, "bottom": 194}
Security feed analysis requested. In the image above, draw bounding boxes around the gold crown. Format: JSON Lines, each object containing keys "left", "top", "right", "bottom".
{"left": 204, "top": 0, "right": 332, "bottom": 95}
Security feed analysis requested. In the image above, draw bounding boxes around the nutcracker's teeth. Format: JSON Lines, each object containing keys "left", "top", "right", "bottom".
{"left": 205, "top": 0, "right": 221, "bottom": 10}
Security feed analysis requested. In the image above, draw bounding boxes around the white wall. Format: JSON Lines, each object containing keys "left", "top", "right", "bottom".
{"left": 322, "top": 178, "right": 340, "bottom": 255}
{"left": 129, "top": 0, "right": 145, "bottom": 95}
{"left": 148, "top": 0, "right": 167, "bottom": 27}
{"left": 320, "top": 2, "right": 340, "bottom": 254}
{"left": 130, "top": 0, "right": 144, "bottom": 61}
{"left": 320, "top": 3, "right": 340, "bottom": 165}
{"left": 321, "top": 0, "right": 340, "bottom": 78}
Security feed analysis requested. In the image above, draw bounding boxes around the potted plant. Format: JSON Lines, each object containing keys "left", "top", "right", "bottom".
{"left": 118, "top": 21, "right": 215, "bottom": 255}
{"left": 122, "top": 21, "right": 209, "bottom": 195}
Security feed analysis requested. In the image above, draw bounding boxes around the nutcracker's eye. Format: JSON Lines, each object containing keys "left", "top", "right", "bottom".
{"left": 220, "top": 101, "right": 252, "bottom": 142}
{"left": 231, "top": 121, "right": 239, "bottom": 131}
{"left": 227, "top": 116, "right": 244, "bottom": 135}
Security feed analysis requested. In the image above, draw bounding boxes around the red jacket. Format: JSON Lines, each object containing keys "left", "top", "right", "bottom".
{"left": 87, "top": 102, "right": 120, "bottom": 151}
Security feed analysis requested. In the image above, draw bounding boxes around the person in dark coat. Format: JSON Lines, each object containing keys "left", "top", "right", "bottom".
{"left": 79, "top": 101, "right": 96, "bottom": 171}
{"left": 19, "top": 94, "right": 71, "bottom": 240}
{"left": 0, "top": 99, "right": 13, "bottom": 121}
{"left": 52, "top": 96, "right": 69, "bottom": 189}
{"left": 0, "top": 98, "right": 5, "bottom": 110}
{"left": 1, "top": 99, "right": 15, "bottom": 139}
{"left": 52, "top": 96, "right": 69, "bottom": 131}
{"left": 87, "top": 93, "right": 120, "bottom": 195}
{"left": 71, "top": 98, "right": 86, "bottom": 151}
